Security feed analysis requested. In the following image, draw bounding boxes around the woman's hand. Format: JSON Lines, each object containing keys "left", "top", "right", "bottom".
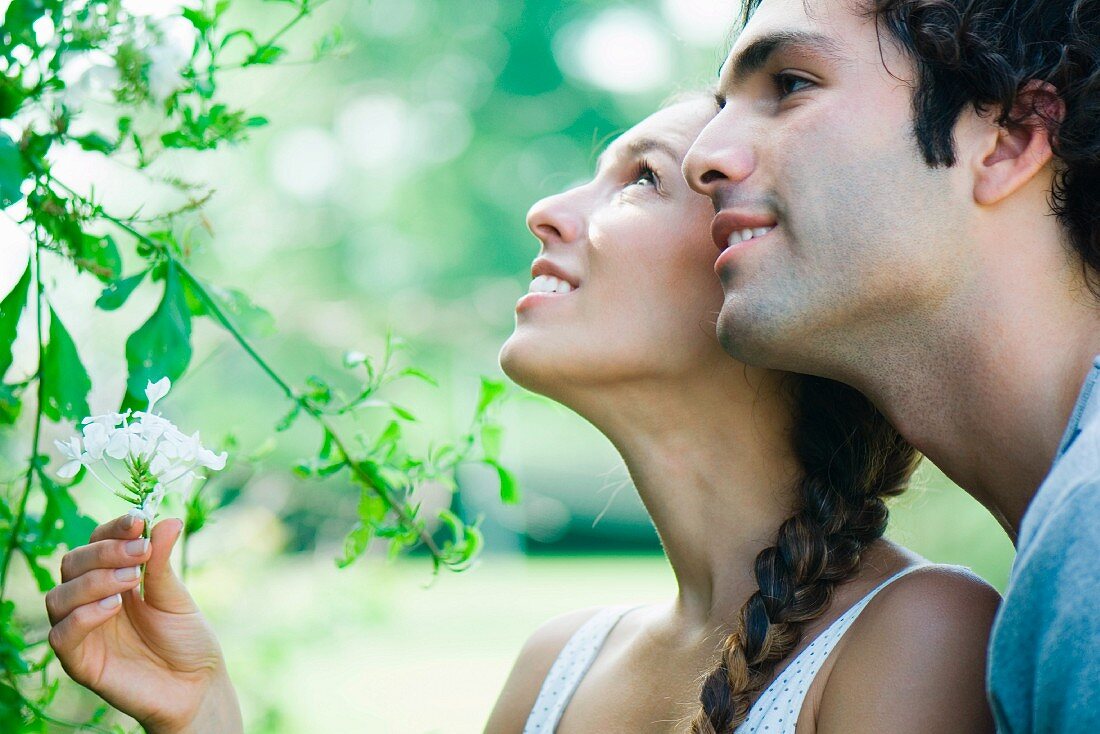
{"left": 45, "top": 514, "right": 244, "bottom": 734}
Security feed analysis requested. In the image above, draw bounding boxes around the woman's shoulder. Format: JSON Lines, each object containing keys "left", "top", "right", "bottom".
{"left": 814, "top": 564, "right": 1000, "bottom": 733}
{"left": 859, "top": 563, "right": 1001, "bottom": 635}
{"left": 483, "top": 605, "right": 609, "bottom": 734}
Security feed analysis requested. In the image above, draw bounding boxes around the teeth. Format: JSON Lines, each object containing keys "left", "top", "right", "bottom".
{"left": 727, "top": 225, "right": 776, "bottom": 248}
{"left": 528, "top": 274, "right": 575, "bottom": 294}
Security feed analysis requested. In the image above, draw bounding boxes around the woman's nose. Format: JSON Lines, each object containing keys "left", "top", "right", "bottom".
{"left": 682, "top": 107, "right": 757, "bottom": 199}
{"left": 526, "top": 191, "right": 584, "bottom": 247}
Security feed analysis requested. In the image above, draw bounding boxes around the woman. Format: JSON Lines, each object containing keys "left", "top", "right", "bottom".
{"left": 45, "top": 98, "right": 999, "bottom": 733}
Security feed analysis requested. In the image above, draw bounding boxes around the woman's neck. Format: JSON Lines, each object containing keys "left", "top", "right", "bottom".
{"left": 566, "top": 364, "right": 800, "bottom": 633}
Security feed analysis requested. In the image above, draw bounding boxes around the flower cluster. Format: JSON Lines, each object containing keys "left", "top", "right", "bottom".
{"left": 58, "top": 0, "right": 196, "bottom": 107}
{"left": 54, "top": 378, "right": 227, "bottom": 524}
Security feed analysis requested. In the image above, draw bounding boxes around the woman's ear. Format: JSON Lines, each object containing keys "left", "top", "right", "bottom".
{"left": 971, "top": 80, "right": 1064, "bottom": 206}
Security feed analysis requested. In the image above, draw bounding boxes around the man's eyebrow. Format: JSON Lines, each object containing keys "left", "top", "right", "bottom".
{"left": 596, "top": 137, "right": 681, "bottom": 172}
{"left": 722, "top": 30, "right": 845, "bottom": 87}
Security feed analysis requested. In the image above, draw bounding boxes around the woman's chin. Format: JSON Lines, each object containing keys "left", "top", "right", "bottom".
{"left": 499, "top": 330, "right": 579, "bottom": 400}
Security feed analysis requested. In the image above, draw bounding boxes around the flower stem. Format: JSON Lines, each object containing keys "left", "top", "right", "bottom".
{"left": 0, "top": 230, "right": 45, "bottom": 600}
{"left": 60, "top": 192, "right": 446, "bottom": 564}
{"left": 174, "top": 260, "right": 444, "bottom": 561}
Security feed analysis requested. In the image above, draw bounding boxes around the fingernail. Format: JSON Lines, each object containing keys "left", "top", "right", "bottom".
{"left": 99, "top": 594, "right": 122, "bottom": 609}
{"left": 122, "top": 514, "right": 135, "bottom": 530}
{"left": 124, "top": 539, "right": 149, "bottom": 556}
{"left": 114, "top": 566, "right": 141, "bottom": 581}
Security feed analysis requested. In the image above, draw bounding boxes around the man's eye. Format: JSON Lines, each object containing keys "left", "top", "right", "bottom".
{"left": 774, "top": 72, "right": 815, "bottom": 98}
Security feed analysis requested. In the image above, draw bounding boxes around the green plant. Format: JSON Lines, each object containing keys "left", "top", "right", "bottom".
{"left": 0, "top": 1, "right": 517, "bottom": 729}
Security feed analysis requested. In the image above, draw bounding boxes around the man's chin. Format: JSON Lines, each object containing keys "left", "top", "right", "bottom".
{"left": 715, "top": 297, "right": 797, "bottom": 370}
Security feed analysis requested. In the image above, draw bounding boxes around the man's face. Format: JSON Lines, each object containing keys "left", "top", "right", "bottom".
{"left": 683, "top": 0, "right": 973, "bottom": 375}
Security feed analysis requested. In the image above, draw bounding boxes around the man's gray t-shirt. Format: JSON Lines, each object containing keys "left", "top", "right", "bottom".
{"left": 989, "top": 356, "right": 1100, "bottom": 732}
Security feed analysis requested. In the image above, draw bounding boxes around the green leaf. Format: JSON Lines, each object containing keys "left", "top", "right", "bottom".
{"left": 23, "top": 554, "right": 55, "bottom": 593}
{"left": 0, "top": 261, "right": 30, "bottom": 379}
{"left": 480, "top": 423, "right": 503, "bottom": 462}
{"left": 357, "top": 491, "right": 387, "bottom": 524}
{"left": 41, "top": 305, "right": 91, "bottom": 422}
{"left": 390, "top": 403, "right": 417, "bottom": 422}
{"left": 246, "top": 44, "right": 286, "bottom": 65}
{"left": 0, "top": 383, "right": 23, "bottom": 425}
{"left": 0, "top": 76, "right": 26, "bottom": 119}
{"left": 485, "top": 459, "right": 520, "bottom": 504}
{"left": 184, "top": 487, "right": 217, "bottom": 536}
{"left": 73, "top": 233, "right": 121, "bottom": 281}
{"left": 275, "top": 402, "right": 301, "bottom": 431}
{"left": 181, "top": 6, "right": 212, "bottom": 31}
{"left": 398, "top": 366, "right": 437, "bottom": 386}
{"left": 123, "top": 261, "right": 192, "bottom": 409}
{"left": 336, "top": 523, "right": 373, "bottom": 568}
{"left": 0, "top": 681, "right": 23, "bottom": 732}
{"left": 0, "top": 131, "right": 26, "bottom": 208}
{"left": 178, "top": 269, "right": 208, "bottom": 316}
{"left": 304, "top": 375, "right": 332, "bottom": 404}
{"left": 72, "top": 132, "right": 116, "bottom": 154}
{"left": 438, "top": 508, "right": 463, "bottom": 539}
{"left": 39, "top": 474, "right": 97, "bottom": 550}
{"left": 218, "top": 28, "right": 256, "bottom": 51}
{"left": 96, "top": 269, "right": 148, "bottom": 311}
{"left": 476, "top": 377, "right": 506, "bottom": 415}
{"left": 372, "top": 420, "right": 401, "bottom": 454}
{"left": 202, "top": 283, "right": 276, "bottom": 338}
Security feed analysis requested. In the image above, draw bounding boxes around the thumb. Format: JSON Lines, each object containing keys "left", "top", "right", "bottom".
{"left": 141, "top": 518, "right": 197, "bottom": 614}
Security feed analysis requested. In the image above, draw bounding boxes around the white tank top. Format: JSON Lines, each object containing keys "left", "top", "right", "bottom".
{"left": 522, "top": 564, "right": 926, "bottom": 733}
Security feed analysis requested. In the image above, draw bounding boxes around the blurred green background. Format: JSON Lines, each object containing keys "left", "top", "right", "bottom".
{"left": 0, "top": 0, "right": 1015, "bottom": 731}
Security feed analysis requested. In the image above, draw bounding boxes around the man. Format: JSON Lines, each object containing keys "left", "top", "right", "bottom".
{"left": 682, "top": 0, "right": 1100, "bottom": 731}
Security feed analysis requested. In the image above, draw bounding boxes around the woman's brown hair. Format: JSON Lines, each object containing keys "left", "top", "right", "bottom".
{"left": 690, "top": 375, "right": 920, "bottom": 732}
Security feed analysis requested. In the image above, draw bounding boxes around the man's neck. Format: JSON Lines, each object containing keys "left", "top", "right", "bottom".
{"left": 847, "top": 260, "right": 1100, "bottom": 542}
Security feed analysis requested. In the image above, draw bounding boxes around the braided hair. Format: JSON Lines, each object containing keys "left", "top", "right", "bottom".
{"left": 690, "top": 376, "right": 920, "bottom": 732}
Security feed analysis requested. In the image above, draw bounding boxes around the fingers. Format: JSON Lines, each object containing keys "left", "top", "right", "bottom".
{"left": 141, "top": 518, "right": 197, "bottom": 614}
{"left": 60, "top": 535, "right": 152, "bottom": 583}
{"left": 46, "top": 563, "right": 145, "bottom": 626}
{"left": 89, "top": 513, "right": 145, "bottom": 544}
{"left": 48, "top": 594, "right": 125, "bottom": 674}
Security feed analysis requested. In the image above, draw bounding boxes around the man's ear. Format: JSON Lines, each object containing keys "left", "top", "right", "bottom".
{"left": 971, "top": 80, "right": 1063, "bottom": 206}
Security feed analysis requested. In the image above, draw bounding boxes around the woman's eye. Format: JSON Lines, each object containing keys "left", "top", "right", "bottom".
{"left": 774, "top": 72, "right": 815, "bottom": 98}
{"left": 628, "top": 163, "right": 658, "bottom": 189}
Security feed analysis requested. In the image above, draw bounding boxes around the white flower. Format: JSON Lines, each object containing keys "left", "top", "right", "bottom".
{"left": 54, "top": 437, "right": 85, "bottom": 479}
{"left": 148, "top": 451, "right": 172, "bottom": 477}
{"left": 58, "top": 50, "right": 121, "bottom": 107}
{"left": 343, "top": 351, "right": 367, "bottom": 368}
{"left": 82, "top": 411, "right": 129, "bottom": 427}
{"left": 141, "top": 15, "right": 196, "bottom": 103}
{"left": 197, "top": 445, "right": 227, "bottom": 471}
{"left": 54, "top": 374, "right": 228, "bottom": 525}
{"left": 145, "top": 377, "right": 171, "bottom": 413}
{"left": 81, "top": 422, "right": 110, "bottom": 461}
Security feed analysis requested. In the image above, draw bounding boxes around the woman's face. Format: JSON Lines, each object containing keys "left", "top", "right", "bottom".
{"left": 500, "top": 99, "right": 727, "bottom": 399}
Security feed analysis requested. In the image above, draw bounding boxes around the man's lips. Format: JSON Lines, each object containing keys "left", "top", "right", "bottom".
{"left": 710, "top": 210, "right": 779, "bottom": 252}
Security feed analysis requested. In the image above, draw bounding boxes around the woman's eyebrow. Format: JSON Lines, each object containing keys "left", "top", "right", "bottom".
{"left": 596, "top": 137, "right": 680, "bottom": 172}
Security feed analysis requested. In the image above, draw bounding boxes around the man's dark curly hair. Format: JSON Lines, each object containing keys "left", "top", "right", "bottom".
{"left": 748, "top": 0, "right": 1100, "bottom": 292}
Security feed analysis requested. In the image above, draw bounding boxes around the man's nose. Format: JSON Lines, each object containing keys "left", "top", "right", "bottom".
{"left": 683, "top": 107, "right": 758, "bottom": 200}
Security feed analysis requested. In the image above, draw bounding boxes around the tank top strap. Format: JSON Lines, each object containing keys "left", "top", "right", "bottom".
{"left": 736, "top": 564, "right": 929, "bottom": 734}
{"left": 523, "top": 605, "right": 637, "bottom": 734}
